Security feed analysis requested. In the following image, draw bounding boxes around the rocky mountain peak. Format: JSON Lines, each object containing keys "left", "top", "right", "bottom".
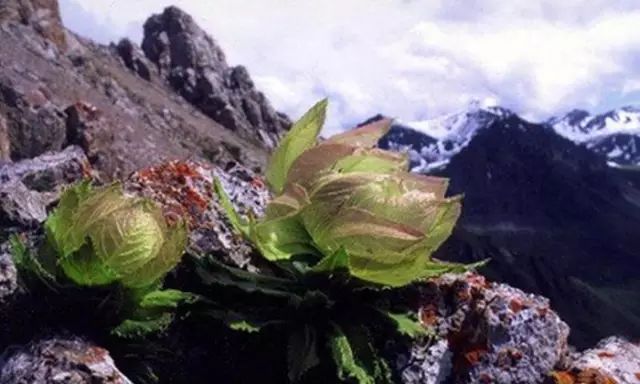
{"left": 141, "top": 6, "right": 290, "bottom": 149}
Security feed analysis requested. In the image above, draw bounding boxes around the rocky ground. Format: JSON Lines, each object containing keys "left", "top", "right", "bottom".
{"left": 0, "top": 0, "right": 638, "bottom": 383}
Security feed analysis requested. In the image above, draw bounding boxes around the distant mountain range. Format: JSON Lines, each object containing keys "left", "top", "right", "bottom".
{"left": 380, "top": 103, "right": 640, "bottom": 172}
{"left": 378, "top": 106, "right": 640, "bottom": 347}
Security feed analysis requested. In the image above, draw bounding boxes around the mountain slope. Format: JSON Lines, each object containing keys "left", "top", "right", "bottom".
{"left": 426, "top": 115, "right": 640, "bottom": 347}
{"left": 380, "top": 105, "right": 514, "bottom": 172}
{"left": 0, "top": 3, "right": 286, "bottom": 179}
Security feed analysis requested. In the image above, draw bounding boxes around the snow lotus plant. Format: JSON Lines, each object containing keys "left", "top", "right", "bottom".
{"left": 9, "top": 181, "right": 194, "bottom": 338}
{"left": 216, "top": 99, "right": 470, "bottom": 287}
{"left": 203, "top": 99, "right": 484, "bottom": 383}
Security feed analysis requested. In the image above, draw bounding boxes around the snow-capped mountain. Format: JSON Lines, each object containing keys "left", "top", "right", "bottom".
{"left": 378, "top": 103, "right": 515, "bottom": 172}
{"left": 548, "top": 106, "right": 640, "bottom": 166}
{"left": 379, "top": 104, "right": 640, "bottom": 172}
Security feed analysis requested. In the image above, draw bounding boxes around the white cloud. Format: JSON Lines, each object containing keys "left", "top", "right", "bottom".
{"left": 60, "top": 0, "right": 640, "bottom": 134}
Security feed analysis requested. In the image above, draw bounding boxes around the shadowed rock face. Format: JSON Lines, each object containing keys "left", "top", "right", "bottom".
{"left": 141, "top": 6, "right": 291, "bottom": 149}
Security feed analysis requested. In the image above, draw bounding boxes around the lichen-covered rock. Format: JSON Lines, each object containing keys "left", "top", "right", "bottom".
{"left": 0, "top": 243, "right": 17, "bottom": 305}
{"left": 548, "top": 337, "right": 640, "bottom": 384}
{"left": 141, "top": 6, "right": 290, "bottom": 149}
{"left": 399, "top": 273, "right": 570, "bottom": 384}
{"left": 125, "top": 159, "right": 269, "bottom": 270}
{"left": 0, "top": 337, "right": 132, "bottom": 384}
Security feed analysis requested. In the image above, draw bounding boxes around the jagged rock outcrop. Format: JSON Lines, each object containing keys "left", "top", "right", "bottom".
{"left": 0, "top": 337, "right": 132, "bottom": 383}
{"left": 141, "top": 6, "right": 290, "bottom": 149}
{"left": 113, "top": 38, "right": 153, "bottom": 82}
{"left": 399, "top": 273, "right": 570, "bottom": 384}
{"left": 0, "top": 4, "right": 270, "bottom": 179}
{"left": 0, "top": 0, "right": 66, "bottom": 50}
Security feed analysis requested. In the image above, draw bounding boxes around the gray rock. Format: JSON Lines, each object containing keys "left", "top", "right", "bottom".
{"left": 562, "top": 337, "right": 640, "bottom": 384}
{"left": 0, "top": 146, "right": 89, "bottom": 240}
{"left": 0, "top": 181, "right": 47, "bottom": 235}
{"left": 0, "top": 78, "right": 67, "bottom": 161}
{"left": 399, "top": 273, "right": 570, "bottom": 384}
{"left": 141, "top": 6, "right": 290, "bottom": 149}
{"left": 0, "top": 145, "right": 88, "bottom": 194}
{"left": 0, "top": 0, "right": 67, "bottom": 50}
{"left": 0, "top": 243, "right": 17, "bottom": 305}
{"left": 0, "top": 337, "right": 133, "bottom": 384}
{"left": 113, "top": 38, "right": 152, "bottom": 82}
{"left": 0, "top": 113, "right": 9, "bottom": 161}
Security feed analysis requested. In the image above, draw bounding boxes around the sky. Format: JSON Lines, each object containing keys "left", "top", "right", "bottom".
{"left": 59, "top": 0, "right": 640, "bottom": 134}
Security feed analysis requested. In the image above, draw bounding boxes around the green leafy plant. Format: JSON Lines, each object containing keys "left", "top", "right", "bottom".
{"left": 9, "top": 182, "right": 194, "bottom": 338}
{"left": 200, "top": 99, "right": 485, "bottom": 383}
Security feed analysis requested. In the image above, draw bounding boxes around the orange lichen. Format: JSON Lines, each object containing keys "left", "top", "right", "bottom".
{"left": 419, "top": 304, "right": 439, "bottom": 327}
{"left": 596, "top": 351, "right": 615, "bottom": 358}
{"left": 128, "top": 160, "right": 212, "bottom": 228}
{"left": 509, "top": 298, "right": 526, "bottom": 313}
{"left": 550, "top": 371, "right": 575, "bottom": 384}
{"left": 575, "top": 368, "right": 617, "bottom": 384}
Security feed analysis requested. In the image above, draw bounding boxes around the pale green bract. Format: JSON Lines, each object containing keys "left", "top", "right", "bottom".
{"left": 215, "top": 99, "right": 482, "bottom": 288}
{"left": 44, "top": 181, "right": 188, "bottom": 289}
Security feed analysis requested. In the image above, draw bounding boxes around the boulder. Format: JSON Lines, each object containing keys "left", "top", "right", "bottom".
{"left": 549, "top": 337, "right": 640, "bottom": 384}
{"left": 113, "top": 38, "right": 153, "bottom": 82}
{"left": 0, "top": 78, "right": 67, "bottom": 161}
{"left": 399, "top": 273, "right": 570, "bottom": 384}
{"left": 0, "top": 337, "right": 133, "bottom": 384}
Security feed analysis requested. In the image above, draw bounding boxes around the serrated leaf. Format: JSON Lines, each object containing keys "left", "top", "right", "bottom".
{"left": 213, "top": 177, "right": 250, "bottom": 237}
{"left": 343, "top": 325, "right": 393, "bottom": 384}
{"left": 383, "top": 311, "right": 430, "bottom": 338}
{"left": 288, "top": 325, "right": 320, "bottom": 382}
{"left": 266, "top": 99, "right": 328, "bottom": 194}
{"left": 328, "top": 325, "right": 374, "bottom": 384}
{"left": 111, "top": 312, "right": 174, "bottom": 339}
{"left": 138, "top": 289, "right": 197, "bottom": 309}
{"left": 195, "top": 255, "right": 300, "bottom": 298}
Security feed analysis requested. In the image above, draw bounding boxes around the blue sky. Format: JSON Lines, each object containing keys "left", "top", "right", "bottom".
{"left": 59, "top": 0, "right": 640, "bottom": 134}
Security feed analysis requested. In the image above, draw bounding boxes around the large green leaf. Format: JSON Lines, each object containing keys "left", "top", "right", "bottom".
{"left": 44, "top": 180, "right": 93, "bottom": 258}
{"left": 59, "top": 241, "right": 120, "bottom": 286}
{"left": 266, "top": 99, "right": 328, "bottom": 194}
{"left": 8, "top": 234, "right": 58, "bottom": 290}
{"left": 253, "top": 214, "right": 317, "bottom": 261}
